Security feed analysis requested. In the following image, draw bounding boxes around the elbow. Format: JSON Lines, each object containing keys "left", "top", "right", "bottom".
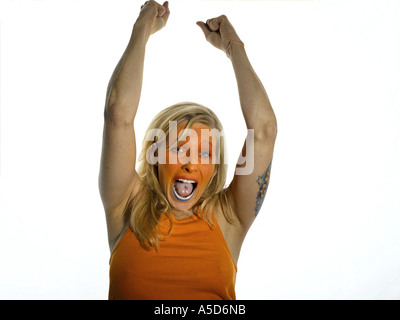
{"left": 256, "top": 126, "right": 277, "bottom": 142}
{"left": 104, "top": 104, "right": 134, "bottom": 126}
{"left": 266, "top": 123, "right": 278, "bottom": 138}
{"left": 254, "top": 118, "right": 277, "bottom": 142}
{"left": 104, "top": 86, "right": 136, "bottom": 125}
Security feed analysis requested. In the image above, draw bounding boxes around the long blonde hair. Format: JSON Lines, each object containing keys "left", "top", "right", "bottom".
{"left": 129, "top": 102, "right": 235, "bottom": 250}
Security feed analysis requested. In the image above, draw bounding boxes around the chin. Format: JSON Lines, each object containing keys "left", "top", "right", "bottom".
{"left": 170, "top": 197, "right": 197, "bottom": 211}
{"left": 169, "top": 189, "right": 201, "bottom": 212}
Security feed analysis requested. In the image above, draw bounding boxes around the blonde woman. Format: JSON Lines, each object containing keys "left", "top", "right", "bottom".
{"left": 99, "top": 0, "right": 277, "bottom": 300}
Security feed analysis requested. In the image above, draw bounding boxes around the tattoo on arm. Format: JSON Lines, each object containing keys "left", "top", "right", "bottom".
{"left": 255, "top": 160, "right": 272, "bottom": 216}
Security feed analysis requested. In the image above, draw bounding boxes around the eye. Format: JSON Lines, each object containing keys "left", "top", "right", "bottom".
{"left": 171, "top": 147, "right": 185, "bottom": 153}
{"left": 199, "top": 151, "right": 210, "bottom": 158}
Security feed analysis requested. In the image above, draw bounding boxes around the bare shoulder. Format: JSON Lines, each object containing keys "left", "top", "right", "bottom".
{"left": 213, "top": 193, "right": 247, "bottom": 264}
{"left": 105, "top": 177, "right": 143, "bottom": 252}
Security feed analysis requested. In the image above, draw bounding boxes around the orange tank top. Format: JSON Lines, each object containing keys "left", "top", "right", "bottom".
{"left": 108, "top": 213, "right": 237, "bottom": 300}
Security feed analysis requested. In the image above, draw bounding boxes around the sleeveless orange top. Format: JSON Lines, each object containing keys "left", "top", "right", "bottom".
{"left": 108, "top": 213, "right": 237, "bottom": 300}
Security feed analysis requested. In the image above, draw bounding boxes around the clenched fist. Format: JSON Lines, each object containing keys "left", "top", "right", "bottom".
{"left": 137, "top": 0, "right": 170, "bottom": 35}
{"left": 197, "top": 15, "right": 244, "bottom": 58}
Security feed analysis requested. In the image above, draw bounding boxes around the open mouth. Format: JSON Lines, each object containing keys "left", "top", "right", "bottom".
{"left": 173, "top": 179, "right": 198, "bottom": 201}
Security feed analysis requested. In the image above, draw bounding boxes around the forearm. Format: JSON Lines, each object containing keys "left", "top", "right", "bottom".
{"left": 230, "top": 44, "right": 277, "bottom": 136}
{"left": 105, "top": 22, "right": 151, "bottom": 124}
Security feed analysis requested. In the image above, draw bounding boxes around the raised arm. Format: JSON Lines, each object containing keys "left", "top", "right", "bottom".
{"left": 197, "top": 16, "right": 277, "bottom": 233}
{"left": 99, "top": 1, "right": 170, "bottom": 250}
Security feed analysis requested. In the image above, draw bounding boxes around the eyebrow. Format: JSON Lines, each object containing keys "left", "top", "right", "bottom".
{"left": 173, "top": 140, "right": 214, "bottom": 151}
{"left": 201, "top": 140, "right": 213, "bottom": 146}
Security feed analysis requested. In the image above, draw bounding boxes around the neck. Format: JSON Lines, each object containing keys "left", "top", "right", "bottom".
{"left": 171, "top": 207, "right": 197, "bottom": 220}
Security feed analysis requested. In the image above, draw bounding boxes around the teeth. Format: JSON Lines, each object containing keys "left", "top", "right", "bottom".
{"left": 177, "top": 179, "right": 196, "bottom": 184}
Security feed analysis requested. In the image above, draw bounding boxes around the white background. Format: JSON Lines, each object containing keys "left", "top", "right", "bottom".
{"left": 0, "top": 0, "right": 399, "bottom": 299}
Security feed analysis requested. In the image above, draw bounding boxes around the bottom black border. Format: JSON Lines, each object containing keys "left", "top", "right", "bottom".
{"left": 0, "top": 299, "right": 393, "bottom": 319}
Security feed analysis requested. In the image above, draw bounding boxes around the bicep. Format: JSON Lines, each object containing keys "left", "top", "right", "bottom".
{"left": 99, "top": 116, "right": 142, "bottom": 240}
{"left": 226, "top": 131, "right": 276, "bottom": 231}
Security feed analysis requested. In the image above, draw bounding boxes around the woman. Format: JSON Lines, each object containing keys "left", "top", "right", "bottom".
{"left": 99, "top": 0, "right": 277, "bottom": 300}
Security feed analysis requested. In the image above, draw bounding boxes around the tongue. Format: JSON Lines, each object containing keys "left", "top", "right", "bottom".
{"left": 175, "top": 181, "right": 194, "bottom": 197}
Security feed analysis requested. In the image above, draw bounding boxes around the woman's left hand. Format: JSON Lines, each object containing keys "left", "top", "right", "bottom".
{"left": 196, "top": 15, "right": 242, "bottom": 56}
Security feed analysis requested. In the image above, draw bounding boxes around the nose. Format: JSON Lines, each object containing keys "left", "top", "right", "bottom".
{"left": 181, "top": 149, "right": 198, "bottom": 172}
{"left": 182, "top": 161, "right": 198, "bottom": 172}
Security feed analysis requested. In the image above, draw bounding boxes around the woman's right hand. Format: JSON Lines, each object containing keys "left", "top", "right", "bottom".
{"left": 137, "top": 0, "right": 170, "bottom": 35}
